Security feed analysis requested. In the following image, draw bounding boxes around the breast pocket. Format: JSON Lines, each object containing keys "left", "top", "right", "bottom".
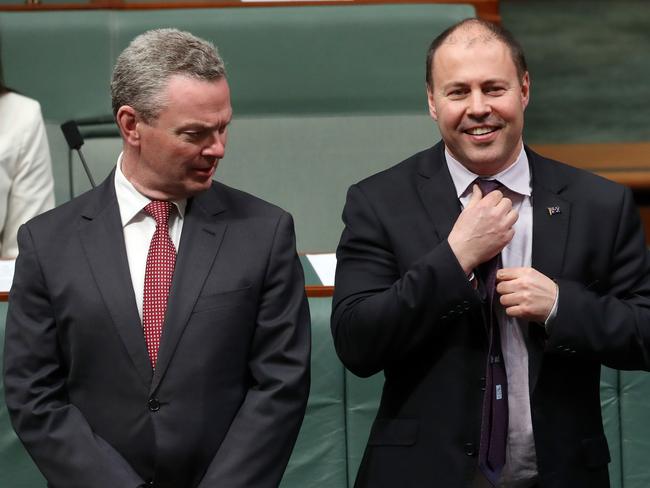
{"left": 192, "top": 286, "right": 253, "bottom": 314}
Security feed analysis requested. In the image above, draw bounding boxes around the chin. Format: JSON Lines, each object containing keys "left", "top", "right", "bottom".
{"left": 190, "top": 180, "right": 214, "bottom": 195}
{"left": 463, "top": 150, "right": 511, "bottom": 174}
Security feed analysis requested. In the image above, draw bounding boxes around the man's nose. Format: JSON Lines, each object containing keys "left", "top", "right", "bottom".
{"left": 203, "top": 132, "right": 226, "bottom": 158}
{"left": 467, "top": 91, "right": 491, "bottom": 118}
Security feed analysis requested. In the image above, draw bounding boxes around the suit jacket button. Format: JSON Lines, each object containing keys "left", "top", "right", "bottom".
{"left": 463, "top": 442, "right": 477, "bottom": 456}
{"left": 478, "top": 376, "right": 486, "bottom": 391}
{"left": 148, "top": 398, "right": 160, "bottom": 412}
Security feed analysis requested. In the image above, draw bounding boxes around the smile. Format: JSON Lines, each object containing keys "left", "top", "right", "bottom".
{"left": 465, "top": 126, "right": 498, "bottom": 136}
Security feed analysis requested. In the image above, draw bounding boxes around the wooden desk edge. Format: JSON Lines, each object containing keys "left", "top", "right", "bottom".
{"left": 305, "top": 285, "right": 335, "bottom": 297}
{"left": 1, "top": 287, "right": 334, "bottom": 302}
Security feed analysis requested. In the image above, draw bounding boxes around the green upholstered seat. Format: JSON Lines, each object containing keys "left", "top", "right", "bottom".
{"left": 620, "top": 370, "right": 650, "bottom": 488}
{"left": 281, "top": 296, "right": 347, "bottom": 488}
{"left": 601, "top": 366, "right": 622, "bottom": 488}
{"left": 1, "top": 4, "right": 460, "bottom": 249}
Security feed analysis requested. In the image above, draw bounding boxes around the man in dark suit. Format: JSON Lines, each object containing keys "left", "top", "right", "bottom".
{"left": 332, "top": 18, "right": 650, "bottom": 488}
{"left": 3, "top": 28, "right": 310, "bottom": 488}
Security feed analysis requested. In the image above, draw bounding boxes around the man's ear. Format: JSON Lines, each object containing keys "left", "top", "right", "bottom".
{"left": 426, "top": 85, "right": 438, "bottom": 121}
{"left": 521, "top": 71, "right": 531, "bottom": 110}
{"left": 116, "top": 106, "right": 140, "bottom": 147}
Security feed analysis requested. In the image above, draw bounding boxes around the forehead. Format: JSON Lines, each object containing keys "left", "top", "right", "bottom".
{"left": 432, "top": 29, "right": 517, "bottom": 84}
{"left": 158, "top": 74, "right": 232, "bottom": 123}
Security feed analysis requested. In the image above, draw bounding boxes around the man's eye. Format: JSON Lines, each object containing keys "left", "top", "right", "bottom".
{"left": 485, "top": 87, "right": 506, "bottom": 95}
{"left": 447, "top": 89, "right": 467, "bottom": 99}
{"left": 182, "top": 131, "right": 203, "bottom": 140}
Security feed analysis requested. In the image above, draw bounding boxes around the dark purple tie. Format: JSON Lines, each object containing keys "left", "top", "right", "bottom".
{"left": 475, "top": 179, "right": 508, "bottom": 487}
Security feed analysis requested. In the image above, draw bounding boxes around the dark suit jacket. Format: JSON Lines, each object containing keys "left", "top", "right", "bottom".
{"left": 3, "top": 172, "right": 311, "bottom": 488}
{"left": 331, "top": 142, "right": 650, "bottom": 488}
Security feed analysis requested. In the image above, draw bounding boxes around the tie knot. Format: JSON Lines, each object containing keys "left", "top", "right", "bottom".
{"left": 144, "top": 201, "right": 173, "bottom": 227}
{"left": 475, "top": 178, "right": 503, "bottom": 196}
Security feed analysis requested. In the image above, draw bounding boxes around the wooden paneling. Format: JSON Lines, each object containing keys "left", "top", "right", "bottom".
{"left": 0, "top": 0, "right": 500, "bottom": 22}
{"left": 531, "top": 142, "right": 650, "bottom": 190}
{"left": 532, "top": 142, "right": 650, "bottom": 242}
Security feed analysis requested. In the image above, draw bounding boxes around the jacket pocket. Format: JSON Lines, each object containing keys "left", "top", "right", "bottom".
{"left": 192, "top": 286, "right": 253, "bottom": 313}
{"left": 367, "top": 418, "right": 418, "bottom": 446}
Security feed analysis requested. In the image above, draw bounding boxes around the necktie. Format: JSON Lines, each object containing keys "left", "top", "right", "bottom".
{"left": 142, "top": 201, "right": 176, "bottom": 369}
{"left": 475, "top": 179, "right": 508, "bottom": 487}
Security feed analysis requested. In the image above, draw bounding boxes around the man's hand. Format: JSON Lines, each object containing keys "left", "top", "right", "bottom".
{"left": 496, "top": 267, "right": 558, "bottom": 323}
{"left": 448, "top": 184, "right": 518, "bottom": 274}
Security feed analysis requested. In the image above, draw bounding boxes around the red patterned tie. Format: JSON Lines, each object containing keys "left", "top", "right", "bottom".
{"left": 142, "top": 201, "right": 176, "bottom": 368}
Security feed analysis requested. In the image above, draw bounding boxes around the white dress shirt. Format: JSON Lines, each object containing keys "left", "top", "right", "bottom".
{"left": 0, "top": 92, "right": 54, "bottom": 258}
{"left": 114, "top": 155, "right": 186, "bottom": 320}
{"left": 446, "top": 146, "right": 539, "bottom": 487}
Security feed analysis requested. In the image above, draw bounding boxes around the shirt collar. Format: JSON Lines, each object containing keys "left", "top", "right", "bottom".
{"left": 444, "top": 145, "right": 531, "bottom": 199}
{"left": 114, "top": 153, "right": 187, "bottom": 227}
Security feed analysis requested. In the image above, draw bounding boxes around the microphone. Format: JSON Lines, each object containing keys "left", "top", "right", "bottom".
{"left": 61, "top": 120, "right": 96, "bottom": 189}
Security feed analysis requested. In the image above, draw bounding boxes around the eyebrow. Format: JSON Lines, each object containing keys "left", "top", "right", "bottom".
{"left": 442, "top": 78, "right": 510, "bottom": 90}
{"left": 177, "top": 120, "right": 231, "bottom": 132}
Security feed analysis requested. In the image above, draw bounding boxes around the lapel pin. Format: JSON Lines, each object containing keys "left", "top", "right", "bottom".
{"left": 547, "top": 206, "right": 561, "bottom": 216}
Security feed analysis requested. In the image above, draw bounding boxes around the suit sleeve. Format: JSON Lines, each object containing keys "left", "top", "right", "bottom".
{"left": 331, "top": 184, "right": 482, "bottom": 378}
{"left": 547, "top": 186, "right": 650, "bottom": 370}
{"left": 3, "top": 225, "right": 145, "bottom": 488}
{"left": 197, "top": 211, "right": 310, "bottom": 488}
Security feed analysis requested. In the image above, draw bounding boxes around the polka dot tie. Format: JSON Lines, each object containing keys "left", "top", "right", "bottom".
{"left": 142, "top": 201, "right": 176, "bottom": 369}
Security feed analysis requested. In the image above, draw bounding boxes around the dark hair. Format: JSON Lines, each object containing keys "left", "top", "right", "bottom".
{"left": 425, "top": 18, "right": 528, "bottom": 90}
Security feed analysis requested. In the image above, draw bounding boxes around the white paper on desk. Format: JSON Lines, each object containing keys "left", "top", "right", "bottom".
{"left": 0, "top": 259, "right": 16, "bottom": 293}
{"left": 306, "top": 253, "right": 337, "bottom": 286}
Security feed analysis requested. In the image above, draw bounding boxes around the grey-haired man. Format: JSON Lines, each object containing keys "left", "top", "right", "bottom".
{"left": 4, "top": 29, "right": 310, "bottom": 488}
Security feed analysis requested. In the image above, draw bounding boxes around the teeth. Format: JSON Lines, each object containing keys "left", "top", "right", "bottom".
{"left": 467, "top": 127, "right": 495, "bottom": 135}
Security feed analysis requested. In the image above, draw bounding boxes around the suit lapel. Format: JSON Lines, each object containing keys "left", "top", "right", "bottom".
{"left": 416, "top": 143, "right": 462, "bottom": 241}
{"left": 78, "top": 173, "right": 152, "bottom": 386}
{"left": 151, "top": 186, "right": 227, "bottom": 392}
{"left": 527, "top": 147, "right": 571, "bottom": 392}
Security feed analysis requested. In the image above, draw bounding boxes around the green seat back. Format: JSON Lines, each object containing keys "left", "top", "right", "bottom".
{"left": 0, "top": 4, "right": 467, "bottom": 249}
{"left": 620, "top": 370, "right": 650, "bottom": 488}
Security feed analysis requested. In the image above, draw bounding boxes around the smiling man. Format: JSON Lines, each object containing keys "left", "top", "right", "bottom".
{"left": 332, "top": 18, "right": 650, "bottom": 488}
{"left": 4, "top": 29, "right": 310, "bottom": 488}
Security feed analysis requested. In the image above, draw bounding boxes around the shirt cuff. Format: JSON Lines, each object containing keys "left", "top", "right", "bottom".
{"left": 544, "top": 282, "right": 559, "bottom": 327}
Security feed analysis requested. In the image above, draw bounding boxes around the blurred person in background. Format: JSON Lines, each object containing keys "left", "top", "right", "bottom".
{"left": 0, "top": 48, "right": 55, "bottom": 259}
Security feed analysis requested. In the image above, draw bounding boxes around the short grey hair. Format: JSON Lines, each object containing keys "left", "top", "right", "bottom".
{"left": 111, "top": 28, "right": 226, "bottom": 121}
